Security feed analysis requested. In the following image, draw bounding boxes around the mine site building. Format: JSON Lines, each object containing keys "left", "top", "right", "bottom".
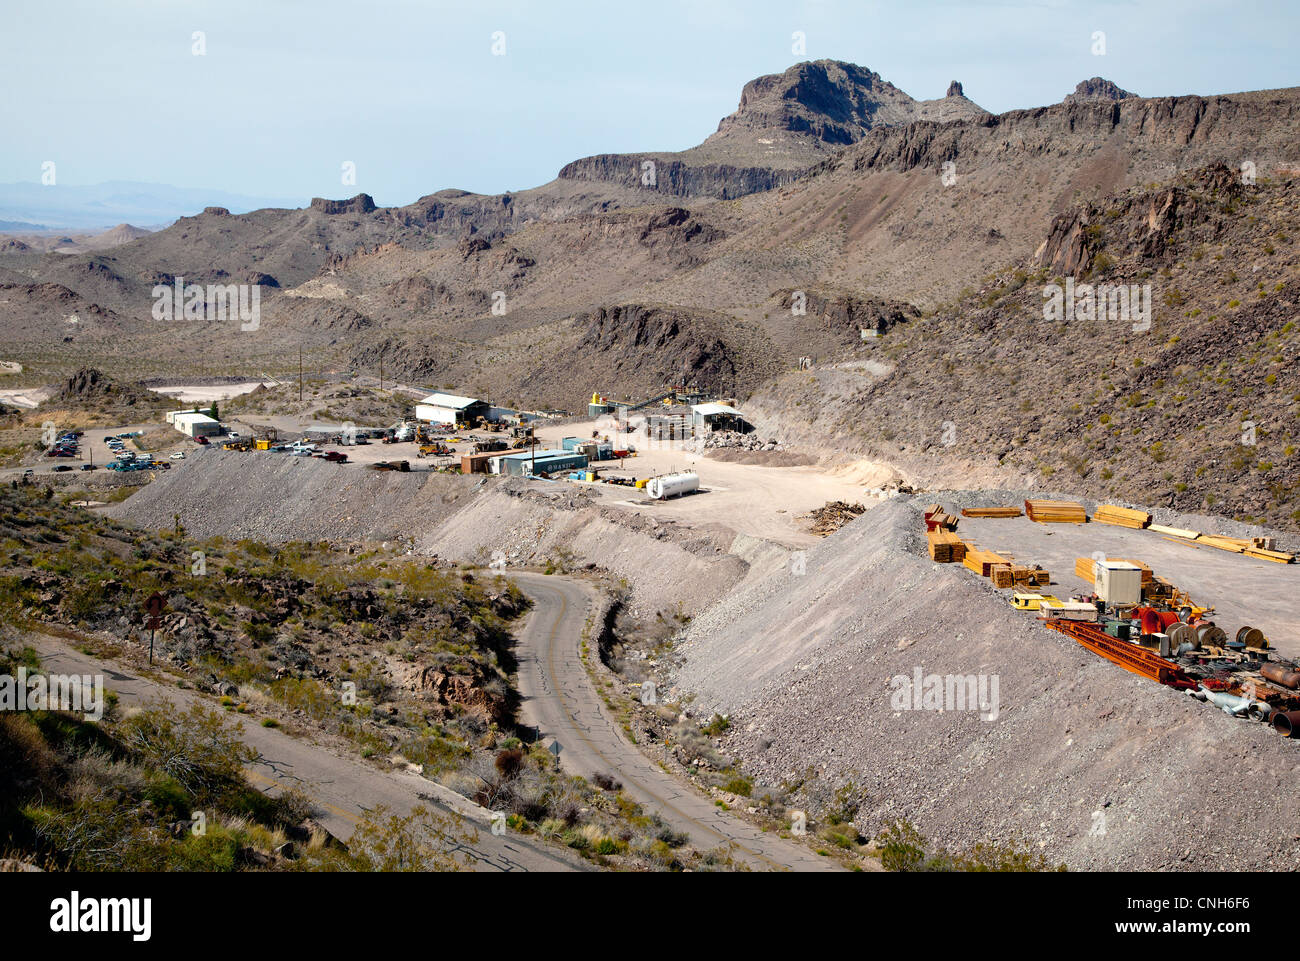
{"left": 172, "top": 411, "right": 221, "bottom": 438}
{"left": 691, "top": 402, "right": 752, "bottom": 434}
{"left": 415, "top": 392, "right": 491, "bottom": 427}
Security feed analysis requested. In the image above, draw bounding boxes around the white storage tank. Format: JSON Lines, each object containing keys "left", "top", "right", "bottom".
{"left": 646, "top": 472, "right": 699, "bottom": 500}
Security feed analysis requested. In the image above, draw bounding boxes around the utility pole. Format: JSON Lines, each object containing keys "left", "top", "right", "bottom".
{"left": 299, "top": 346, "right": 304, "bottom": 403}
{"left": 379, "top": 358, "right": 384, "bottom": 391}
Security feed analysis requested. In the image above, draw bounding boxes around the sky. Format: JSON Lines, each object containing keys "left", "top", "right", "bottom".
{"left": 2, "top": 0, "right": 1296, "bottom": 209}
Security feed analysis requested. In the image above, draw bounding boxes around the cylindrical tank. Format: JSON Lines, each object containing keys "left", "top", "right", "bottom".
{"left": 646, "top": 472, "right": 699, "bottom": 500}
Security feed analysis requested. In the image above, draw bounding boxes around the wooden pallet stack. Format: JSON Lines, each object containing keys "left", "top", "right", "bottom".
{"left": 1092, "top": 504, "right": 1151, "bottom": 529}
{"left": 990, "top": 564, "right": 1015, "bottom": 589}
{"left": 1024, "top": 499, "right": 1087, "bottom": 524}
{"left": 926, "top": 529, "right": 966, "bottom": 563}
{"left": 960, "top": 506, "right": 1023, "bottom": 519}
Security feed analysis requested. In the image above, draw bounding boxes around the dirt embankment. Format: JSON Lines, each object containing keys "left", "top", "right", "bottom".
{"left": 105, "top": 453, "right": 783, "bottom": 620}
{"left": 666, "top": 495, "right": 1300, "bottom": 871}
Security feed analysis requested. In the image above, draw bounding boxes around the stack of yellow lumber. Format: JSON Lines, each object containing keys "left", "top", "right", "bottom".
{"left": 1074, "top": 557, "right": 1153, "bottom": 585}
{"left": 1092, "top": 504, "right": 1151, "bottom": 529}
{"left": 960, "top": 506, "right": 1023, "bottom": 518}
{"left": 1245, "top": 546, "right": 1295, "bottom": 564}
{"left": 1199, "top": 535, "right": 1250, "bottom": 553}
{"left": 1024, "top": 499, "right": 1087, "bottom": 523}
{"left": 925, "top": 511, "right": 959, "bottom": 532}
{"left": 1149, "top": 523, "right": 1199, "bottom": 539}
{"left": 990, "top": 564, "right": 1015, "bottom": 589}
{"left": 1150, "top": 525, "right": 1295, "bottom": 563}
{"left": 964, "top": 547, "right": 1010, "bottom": 577}
{"left": 926, "top": 529, "right": 966, "bottom": 563}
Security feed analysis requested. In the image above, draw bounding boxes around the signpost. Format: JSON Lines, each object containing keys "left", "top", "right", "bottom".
{"left": 144, "top": 592, "right": 166, "bottom": 664}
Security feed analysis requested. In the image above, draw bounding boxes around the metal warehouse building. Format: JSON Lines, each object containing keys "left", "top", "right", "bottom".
{"left": 172, "top": 411, "right": 221, "bottom": 438}
{"left": 414, "top": 392, "right": 491, "bottom": 426}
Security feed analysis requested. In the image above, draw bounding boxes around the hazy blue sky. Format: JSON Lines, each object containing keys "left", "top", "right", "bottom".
{"left": 3, "top": 0, "right": 1295, "bottom": 208}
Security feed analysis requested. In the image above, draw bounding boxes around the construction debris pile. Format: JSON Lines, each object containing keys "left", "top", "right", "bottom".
{"left": 807, "top": 500, "right": 866, "bottom": 536}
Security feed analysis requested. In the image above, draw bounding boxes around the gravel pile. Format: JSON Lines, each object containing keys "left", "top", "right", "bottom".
{"left": 107, "top": 449, "right": 478, "bottom": 544}
{"left": 666, "top": 494, "right": 1300, "bottom": 871}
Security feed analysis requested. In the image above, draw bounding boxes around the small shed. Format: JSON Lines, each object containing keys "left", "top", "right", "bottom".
{"left": 691, "top": 402, "right": 751, "bottom": 434}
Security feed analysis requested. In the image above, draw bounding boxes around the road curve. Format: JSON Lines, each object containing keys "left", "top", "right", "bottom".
{"left": 27, "top": 636, "right": 590, "bottom": 873}
{"left": 511, "top": 572, "right": 839, "bottom": 872}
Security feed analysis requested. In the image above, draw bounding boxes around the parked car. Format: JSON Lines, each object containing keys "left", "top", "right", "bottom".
{"left": 51, "top": 465, "right": 73, "bottom": 472}
{"left": 169, "top": 452, "right": 185, "bottom": 460}
{"left": 195, "top": 436, "right": 209, "bottom": 445}
{"left": 80, "top": 464, "right": 97, "bottom": 471}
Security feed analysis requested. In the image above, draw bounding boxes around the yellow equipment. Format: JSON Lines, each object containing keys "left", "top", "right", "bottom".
{"left": 1011, "top": 593, "right": 1064, "bottom": 612}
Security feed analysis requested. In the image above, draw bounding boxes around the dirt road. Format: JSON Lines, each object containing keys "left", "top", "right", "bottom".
{"left": 26, "top": 635, "right": 591, "bottom": 873}
{"left": 510, "top": 571, "right": 841, "bottom": 872}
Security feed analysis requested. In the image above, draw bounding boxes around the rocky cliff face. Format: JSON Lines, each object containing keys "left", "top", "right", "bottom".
{"left": 840, "top": 88, "right": 1300, "bottom": 177}
{"left": 1064, "top": 76, "right": 1138, "bottom": 103}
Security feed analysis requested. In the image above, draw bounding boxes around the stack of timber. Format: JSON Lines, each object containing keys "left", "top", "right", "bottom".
{"left": 927, "top": 529, "right": 966, "bottom": 563}
{"left": 990, "top": 564, "right": 1015, "bottom": 589}
{"left": 1024, "top": 499, "right": 1087, "bottom": 524}
{"left": 1092, "top": 504, "right": 1151, "bottom": 529}
{"left": 925, "top": 512, "right": 958, "bottom": 532}
{"left": 1074, "top": 556, "right": 1153, "bottom": 586}
{"left": 1149, "top": 523, "right": 1200, "bottom": 539}
{"left": 964, "top": 547, "right": 1011, "bottom": 577}
{"left": 1010, "top": 565, "right": 1051, "bottom": 587}
{"left": 1150, "top": 524, "right": 1295, "bottom": 563}
{"left": 960, "top": 506, "right": 1023, "bottom": 519}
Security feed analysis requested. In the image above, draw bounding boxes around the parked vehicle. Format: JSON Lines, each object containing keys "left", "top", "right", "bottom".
{"left": 80, "top": 464, "right": 97, "bottom": 471}
{"left": 169, "top": 452, "right": 185, "bottom": 460}
{"left": 51, "top": 465, "right": 73, "bottom": 472}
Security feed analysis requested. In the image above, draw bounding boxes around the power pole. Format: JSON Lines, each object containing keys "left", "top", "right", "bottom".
{"left": 379, "top": 358, "right": 384, "bottom": 391}
{"left": 298, "top": 346, "right": 304, "bottom": 403}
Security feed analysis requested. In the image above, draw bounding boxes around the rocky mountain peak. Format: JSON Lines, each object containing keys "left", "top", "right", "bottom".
{"left": 947, "top": 80, "right": 964, "bottom": 98}
{"left": 1064, "top": 77, "right": 1138, "bottom": 104}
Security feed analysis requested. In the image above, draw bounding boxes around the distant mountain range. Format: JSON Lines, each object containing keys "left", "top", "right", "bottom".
{"left": 0, "top": 180, "right": 303, "bottom": 231}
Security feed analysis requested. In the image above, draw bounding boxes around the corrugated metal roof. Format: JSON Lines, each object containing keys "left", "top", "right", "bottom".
{"left": 691, "top": 402, "right": 744, "bottom": 417}
{"left": 173, "top": 412, "right": 218, "bottom": 424}
{"left": 417, "top": 392, "right": 481, "bottom": 409}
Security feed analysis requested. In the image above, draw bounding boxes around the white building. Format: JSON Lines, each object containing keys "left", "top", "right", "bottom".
{"left": 414, "top": 392, "right": 490, "bottom": 426}
{"left": 165, "top": 408, "right": 202, "bottom": 425}
{"left": 173, "top": 411, "right": 221, "bottom": 438}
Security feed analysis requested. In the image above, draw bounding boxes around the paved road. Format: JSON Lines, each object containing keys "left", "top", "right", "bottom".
{"left": 27, "top": 636, "right": 590, "bottom": 873}
{"left": 510, "top": 572, "right": 839, "bottom": 872}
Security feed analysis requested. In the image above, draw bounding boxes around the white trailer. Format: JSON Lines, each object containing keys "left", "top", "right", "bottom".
{"left": 646, "top": 472, "right": 699, "bottom": 500}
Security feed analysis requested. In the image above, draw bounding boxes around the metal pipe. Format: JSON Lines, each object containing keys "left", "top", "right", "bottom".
{"left": 1261, "top": 663, "right": 1300, "bottom": 689}
{"left": 1273, "top": 711, "right": 1300, "bottom": 737}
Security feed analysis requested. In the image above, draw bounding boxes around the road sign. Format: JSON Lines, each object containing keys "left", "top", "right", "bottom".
{"left": 549, "top": 740, "right": 562, "bottom": 758}
{"left": 144, "top": 592, "right": 166, "bottom": 664}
